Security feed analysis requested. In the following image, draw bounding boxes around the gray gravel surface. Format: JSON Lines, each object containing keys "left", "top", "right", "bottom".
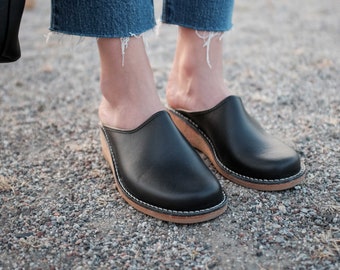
{"left": 1, "top": 0, "right": 339, "bottom": 269}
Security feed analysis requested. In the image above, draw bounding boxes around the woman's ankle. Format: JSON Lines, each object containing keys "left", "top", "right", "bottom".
{"left": 97, "top": 37, "right": 164, "bottom": 129}
{"left": 166, "top": 27, "right": 231, "bottom": 112}
{"left": 98, "top": 97, "right": 164, "bottom": 130}
{"left": 166, "top": 60, "right": 231, "bottom": 112}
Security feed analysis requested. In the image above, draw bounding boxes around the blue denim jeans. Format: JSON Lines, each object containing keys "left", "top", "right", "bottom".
{"left": 50, "top": 0, "right": 234, "bottom": 38}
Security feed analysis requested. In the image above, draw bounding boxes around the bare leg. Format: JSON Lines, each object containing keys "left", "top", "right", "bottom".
{"left": 97, "top": 37, "right": 164, "bottom": 130}
{"left": 166, "top": 27, "right": 231, "bottom": 111}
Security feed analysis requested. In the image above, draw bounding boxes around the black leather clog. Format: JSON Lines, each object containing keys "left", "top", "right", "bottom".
{"left": 169, "top": 96, "right": 305, "bottom": 191}
{"left": 100, "top": 111, "right": 227, "bottom": 223}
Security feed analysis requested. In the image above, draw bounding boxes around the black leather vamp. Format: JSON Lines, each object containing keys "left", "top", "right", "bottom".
{"left": 176, "top": 96, "right": 303, "bottom": 181}
{"left": 101, "top": 111, "right": 226, "bottom": 214}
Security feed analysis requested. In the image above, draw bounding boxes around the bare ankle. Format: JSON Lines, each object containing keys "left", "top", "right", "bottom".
{"left": 99, "top": 98, "right": 164, "bottom": 130}
{"left": 166, "top": 27, "right": 231, "bottom": 111}
{"left": 97, "top": 37, "right": 165, "bottom": 129}
{"left": 166, "top": 63, "right": 230, "bottom": 112}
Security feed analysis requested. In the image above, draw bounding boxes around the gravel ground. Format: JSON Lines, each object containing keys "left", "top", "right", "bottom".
{"left": 1, "top": 0, "right": 339, "bottom": 269}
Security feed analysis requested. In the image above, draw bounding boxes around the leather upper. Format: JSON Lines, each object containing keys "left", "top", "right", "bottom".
{"left": 101, "top": 111, "right": 226, "bottom": 214}
{"left": 176, "top": 96, "right": 303, "bottom": 181}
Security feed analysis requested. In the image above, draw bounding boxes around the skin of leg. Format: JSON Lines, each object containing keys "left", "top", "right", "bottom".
{"left": 166, "top": 27, "right": 231, "bottom": 112}
{"left": 97, "top": 37, "right": 164, "bottom": 130}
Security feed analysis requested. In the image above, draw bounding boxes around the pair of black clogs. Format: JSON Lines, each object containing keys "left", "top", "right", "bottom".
{"left": 100, "top": 96, "right": 305, "bottom": 223}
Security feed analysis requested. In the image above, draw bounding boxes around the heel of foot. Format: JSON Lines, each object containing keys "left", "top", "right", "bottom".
{"left": 100, "top": 129, "right": 112, "bottom": 166}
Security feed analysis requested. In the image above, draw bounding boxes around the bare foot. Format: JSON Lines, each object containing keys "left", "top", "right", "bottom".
{"left": 166, "top": 27, "right": 231, "bottom": 112}
{"left": 97, "top": 37, "right": 164, "bottom": 130}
